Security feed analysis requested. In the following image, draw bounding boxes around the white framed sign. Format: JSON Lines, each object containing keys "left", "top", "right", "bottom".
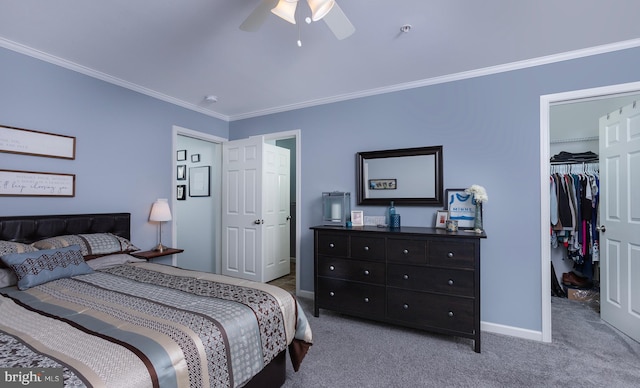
{"left": 0, "top": 169, "right": 76, "bottom": 197}
{"left": 445, "top": 188, "right": 476, "bottom": 229}
{"left": 0, "top": 125, "right": 76, "bottom": 159}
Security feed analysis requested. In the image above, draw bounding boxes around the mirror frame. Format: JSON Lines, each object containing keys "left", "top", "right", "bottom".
{"left": 356, "top": 145, "right": 444, "bottom": 206}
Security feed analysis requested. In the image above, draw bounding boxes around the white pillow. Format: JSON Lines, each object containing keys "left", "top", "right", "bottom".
{"left": 87, "top": 253, "right": 146, "bottom": 270}
{"left": 0, "top": 268, "right": 17, "bottom": 288}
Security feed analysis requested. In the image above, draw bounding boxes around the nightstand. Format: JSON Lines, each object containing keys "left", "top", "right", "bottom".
{"left": 131, "top": 248, "right": 184, "bottom": 260}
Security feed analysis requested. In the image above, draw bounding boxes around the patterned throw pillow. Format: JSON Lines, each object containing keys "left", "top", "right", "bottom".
{"left": 1, "top": 245, "right": 93, "bottom": 290}
{"left": 32, "top": 233, "right": 139, "bottom": 258}
{"left": 0, "top": 241, "right": 38, "bottom": 256}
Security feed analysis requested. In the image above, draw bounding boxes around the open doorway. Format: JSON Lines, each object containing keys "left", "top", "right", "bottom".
{"left": 172, "top": 127, "right": 302, "bottom": 295}
{"left": 540, "top": 81, "right": 640, "bottom": 342}
{"left": 171, "top": 126, "right": 226, "bottom": 272}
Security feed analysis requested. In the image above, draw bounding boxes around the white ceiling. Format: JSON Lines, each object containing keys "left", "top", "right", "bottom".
{"left": 2, "top": 0, "right": 640, "bottom": 121}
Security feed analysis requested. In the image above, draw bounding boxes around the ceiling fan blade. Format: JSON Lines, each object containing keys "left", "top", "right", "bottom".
{"left": 322, "top": 2, "right": 355, "bottom": 40}
{"left": 240, "top": 0, "right": 279, "bottom": 32}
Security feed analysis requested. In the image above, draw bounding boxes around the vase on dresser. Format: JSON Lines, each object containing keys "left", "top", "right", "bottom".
{"left": 473, "top": 201, "right": 483, "bottom": 233}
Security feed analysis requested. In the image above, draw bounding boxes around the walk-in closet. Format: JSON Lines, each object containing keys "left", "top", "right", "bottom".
{"left": 549, "top": 94, "right": 639, "bottom": 311}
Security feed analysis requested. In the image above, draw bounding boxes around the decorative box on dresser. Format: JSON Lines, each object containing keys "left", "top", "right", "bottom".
{"left": 312, "top": 225, "right": 486, "bottom": 352}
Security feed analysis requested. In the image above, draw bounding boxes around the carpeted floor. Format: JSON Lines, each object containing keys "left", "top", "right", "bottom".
{"left": 282, "top": 296, "right": 640, "bottom": 387}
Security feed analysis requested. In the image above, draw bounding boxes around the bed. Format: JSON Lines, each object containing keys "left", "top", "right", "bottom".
{"left": 0, "top": 213, "right": 312, "bottom": 388}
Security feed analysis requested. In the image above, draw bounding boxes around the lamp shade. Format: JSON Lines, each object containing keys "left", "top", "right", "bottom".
{"left": 307, "top": 0, "right": 335, "bottom": 21}
{"left": 271, "top": 0, "right": 298, "bottom": 24}
{"left": 149, "top": 198, "right": 172, "bottom": 222}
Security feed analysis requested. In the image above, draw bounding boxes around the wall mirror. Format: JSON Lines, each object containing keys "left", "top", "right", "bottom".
{"left": 356, "top": 145, "right": 443, "bottom": 206}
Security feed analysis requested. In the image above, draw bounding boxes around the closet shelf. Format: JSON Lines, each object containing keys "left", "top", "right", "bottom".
{"left": 550, "top": 136, "right": 598, "bottom": 144}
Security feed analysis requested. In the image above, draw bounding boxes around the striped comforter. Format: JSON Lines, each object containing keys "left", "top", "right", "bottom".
{"left": 0, "top": 262, "right": 312, "bottom": 388}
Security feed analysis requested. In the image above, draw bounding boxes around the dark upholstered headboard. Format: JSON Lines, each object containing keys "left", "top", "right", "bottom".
{"left": 0, "top": 213, "right": 131, "bottom": 244}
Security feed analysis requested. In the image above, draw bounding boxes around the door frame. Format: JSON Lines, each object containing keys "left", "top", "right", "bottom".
{"left": 172, "top": 125, "right": 227, "bottom": 268}
{"left": 262, "top": 129, "right": 302, "bottom": 296}
{"left": 539, "top": 80, "right": 640, "bottom": 343}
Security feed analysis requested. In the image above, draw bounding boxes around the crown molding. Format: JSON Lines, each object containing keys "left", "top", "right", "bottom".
{"left": 3, "top": 36, "right": 640, "bottom": 123}
{"left": 0, "top": 38, "right": 230, "bottom": 122}
{"left": 229, "top": 38, "right": 640, "bottom": 120}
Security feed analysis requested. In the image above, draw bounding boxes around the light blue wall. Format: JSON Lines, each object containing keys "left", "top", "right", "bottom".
{"left": 3, "top": 42, "right": 640, "bottom": 333}
{"left": 230, "top": 47, "right": 640, "bottom": 332}
{"left": 0, "top": 47, "right": 228, "bottom": 251}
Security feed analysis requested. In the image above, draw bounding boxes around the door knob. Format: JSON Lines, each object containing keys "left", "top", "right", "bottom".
{"left": 254, "top": 219, "right": 263, "bottom": 224}
{"left": 286, "top": 216, "right": 292, "bottom": 221}
{"left": 596, "top": 225, "right": 606, "bottom": 233}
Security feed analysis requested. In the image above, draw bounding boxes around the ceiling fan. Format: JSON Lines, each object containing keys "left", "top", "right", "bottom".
{"left": 240, "top": 0, "right": 355, "bottom": 40}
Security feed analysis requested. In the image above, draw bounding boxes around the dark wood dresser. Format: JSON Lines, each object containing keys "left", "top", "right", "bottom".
{"left": 311, "top": 225, "right": 486, "bottom": 352}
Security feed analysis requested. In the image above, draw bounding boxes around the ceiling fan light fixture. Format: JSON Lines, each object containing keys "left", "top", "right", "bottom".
{"left": 271, "top": 0, "right": 298, "bottom": 25}
{"left": 307, "top": 0, "right": 335, "bottom": 21}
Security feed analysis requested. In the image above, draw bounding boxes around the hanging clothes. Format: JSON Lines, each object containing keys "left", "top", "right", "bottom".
{"left": 549, "top": 160, "right": 599, "bottom": 280}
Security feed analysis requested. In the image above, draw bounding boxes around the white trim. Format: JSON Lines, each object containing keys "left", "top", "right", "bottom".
{"left": 4, "top": 36, "right": 640, "bottom": 122}
{"left": 229, "top": 38, "right": 640, "bottom": 120}
{"left": 0, "top": 38, "right": 230, "bottom": 122}
{"left": 539, "top": 80, "right": 640, "bottom": 344}
{"left": 481, "top": 321, "right": 543, "bottom": 342}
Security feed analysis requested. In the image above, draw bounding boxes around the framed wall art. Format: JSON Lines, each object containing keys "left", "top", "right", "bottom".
{"left": 191, "top": 154, "right": 200, "bottom": 163}
{"left": 444, "top": 188, "right": 475, "bottom": 229}
{"left": 0, "top": 169, "right": 75, "bottom": 197}
{"left": 177, "top": 185, "right": 186, "bottom": 200}
{"left": 0, "top": 125, "right": 76, "bottom": 159}
{"left": 177, "top": 165, "right": 186, "bottom": 180}
{"left": 189, "top": 166, "right": 210, "bottom": 197}
{"left": 177, "top": 149, "right": 187, "bottom": 161}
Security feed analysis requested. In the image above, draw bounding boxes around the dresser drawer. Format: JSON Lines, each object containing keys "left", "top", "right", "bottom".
{"left": 317, "top": 232, "right": 349, "bottom": 257}
{"left": 317, "top": 277, "right": 385, "bottom": 318}
{"left": 387, "top": 238, "right": 427, "bottom": 264}
{"left": 428, "top": 240, "right": 476, "bottom": 269}
{"left": 350, "top": 235, "right": 385, "bottom": 261}
{"left": 386, "top": 289, "right": 475, "bottom": 334}
{"left": 387, "top": 264, "right": 474, "bottom": 297}
{"left": 317, "top": 257, "right": 385, "bottom": 284}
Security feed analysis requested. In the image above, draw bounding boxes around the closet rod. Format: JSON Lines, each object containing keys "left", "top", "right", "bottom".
{"left": 550, "top": 160, "right": 599, "bottom": 166}
{"left": 550, "top": 136, "right": 598, "bottom": 144}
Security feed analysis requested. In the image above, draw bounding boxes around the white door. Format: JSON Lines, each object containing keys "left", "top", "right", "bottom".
{"left": 262, "top": 143, "right": 291, "bottom": 281}
{"left": 221, "top": 136, "right": 290, "bottom": 282}
{"left": 599, "top": 101, "right": 640, "bottom": 343}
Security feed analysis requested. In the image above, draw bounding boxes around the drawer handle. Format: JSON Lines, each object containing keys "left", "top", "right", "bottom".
{"left": 403, "top": 274, "right": 409, "bottom": 280}
{"left": 364, "top": 297, "right": 369, "bottom": 303}
{"left": 447, "top": 252, "right": 454, "bottom": 258}
{"left": 364, "top": 246, "right": 369, "bottom": 251}
{"left": 403, "top": 303, "right": 409, "bottom": 310}
{"left": 364, "top": 270, "right": 370, "bottom": 275}
{"left": 329, "top": 243, "right": 335, "bottom": 248}
{"left": 448, "top": 311, "right": 454, "bottom": 317}
{"left": 448, "top": 279, "right": 454, "bottom": 286}
{"left": 329, "top": 291, "right": 335, "bottom": 297}
{"left": 403, "top": 249, "right": 409, "bottom": 254}
{"left": 329, "top": 265, "right": 335, "bottom": 271}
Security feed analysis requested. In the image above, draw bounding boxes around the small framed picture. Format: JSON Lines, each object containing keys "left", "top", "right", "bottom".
{"left": 177, "top": 165, "right": 186, "bottom": 180}
{"left": 191, "top": 154, "right": 200, "bottom": 163}
{"left": 177, "top": 185, "right": 186, "bottom": 200}
{"left": 177, "top": 149, "right": 187, "bottom": 161}
{"left": 435, "top": 210, "right": 449, "bottom": 228}
{"left": 351, "top": 210, "right": 364, "bottom": 227}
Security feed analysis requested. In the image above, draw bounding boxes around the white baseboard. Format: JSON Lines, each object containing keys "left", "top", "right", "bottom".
{"left": 481, "top": 320, "right": 546, "bottom": 342}
{"left": 297, "top": 289, "right": 314, "bottom": 300}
